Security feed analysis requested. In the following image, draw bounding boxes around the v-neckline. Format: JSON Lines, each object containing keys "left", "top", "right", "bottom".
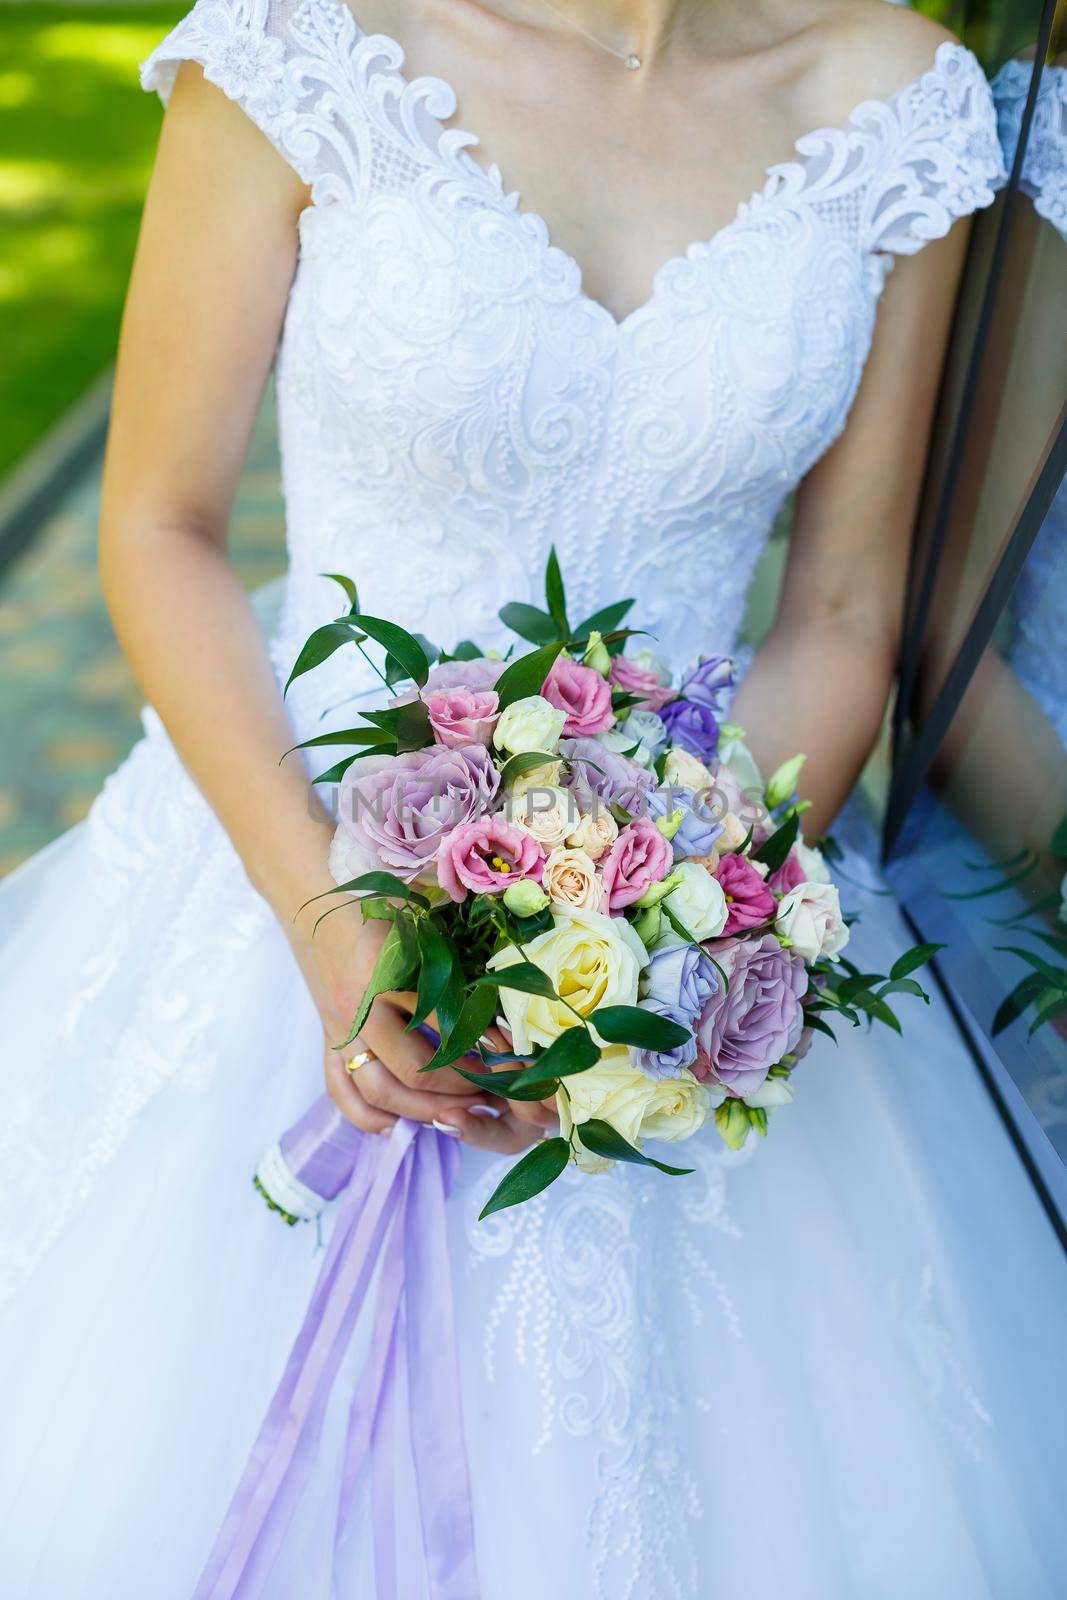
{"left": 330, "top": 6, "right": 955, "bottom": 333}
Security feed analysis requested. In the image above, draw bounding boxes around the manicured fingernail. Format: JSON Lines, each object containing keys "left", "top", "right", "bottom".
{"left": 432, "top": 1119, "right": 462, "bottom": 1136}
{"left": 468, "top": 1104, "right": 502, "bottom": 1119}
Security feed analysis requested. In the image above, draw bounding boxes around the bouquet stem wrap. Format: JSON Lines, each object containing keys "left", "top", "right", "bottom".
{"left": 195, "top": 1111, "right": 479, "bottom": 1600}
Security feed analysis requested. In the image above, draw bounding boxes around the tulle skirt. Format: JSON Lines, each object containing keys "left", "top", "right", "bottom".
{"left": 1, "top": 710, "right": 1066, "bottom": 1599}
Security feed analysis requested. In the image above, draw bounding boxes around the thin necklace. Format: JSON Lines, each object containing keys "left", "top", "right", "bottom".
{"left": 537, "top": 0, "right": 691, "bottom": 70}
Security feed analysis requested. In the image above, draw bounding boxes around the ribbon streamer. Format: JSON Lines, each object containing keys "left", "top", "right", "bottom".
{"left": 195, "top": 1120, "right": 480, "bottom": 1600}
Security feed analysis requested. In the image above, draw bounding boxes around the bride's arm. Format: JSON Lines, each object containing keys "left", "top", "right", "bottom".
{"left": 100, "top": 64, "right": 541, "bottom": 1151}
{"left": 731, "top": 223, "right": 972, "bottom": 837}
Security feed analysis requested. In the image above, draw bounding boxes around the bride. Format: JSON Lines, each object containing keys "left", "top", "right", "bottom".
{"left": 2, "top": 0, "right": 1065, "bottom": 1594}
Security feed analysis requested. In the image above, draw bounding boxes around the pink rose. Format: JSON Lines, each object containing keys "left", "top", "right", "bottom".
{"left": 542, "top": 656, "right": 615, "bottom": 737}
{"left": 769, "top": 847, "right": 806, "bottom": 896}
{"left": 601, "top": 817, "right": 673, "bottom": 912}
{"left": 425, "top": 687, "right": 499, "bottom": 750}
{"left": 437, "top": 814, "right": 545, "bottom": 904}
{"left": 609, "top": 655, "right": 675, "bottom": 714}
{"left": 713, "top": 853, "right": 777, "bottom": 936}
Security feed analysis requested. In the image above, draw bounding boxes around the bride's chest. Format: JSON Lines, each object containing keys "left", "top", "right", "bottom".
{"left": 278, "top": 181, "right": 881, "bottom": 498}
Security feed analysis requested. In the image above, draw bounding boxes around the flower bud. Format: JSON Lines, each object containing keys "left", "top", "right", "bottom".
{"left": 715, "top": 1098, "right": 751, "bottom": 1151}
{"left": 631, "top": 904, "right": 663, "bottom": 947}
{"left": 503, "top": 879, "right": 550, "bottom": 917}
{"left": 765, "top": 753, "right": 806, "bottom": 811}
{"left": 582, "top": 630, "right": 612, "bottom": 677}
{"left": 654, "top": 807, "right": 685, "bottom": 842}
{"left": 633, "top": 869, "right": 684, "bottom": 909}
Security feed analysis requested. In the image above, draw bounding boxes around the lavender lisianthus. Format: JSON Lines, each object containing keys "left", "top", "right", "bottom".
{"left": 660, "top": 698, "right": 721, "bottom": 764}
{"left": 679, "top": 654, "right": 735, "bottom": 709}
{"left": 560, "top": 735, "right": 654, "bottom": 817}
{"left": 695, "top": 934, "right": 807, "bottom": 1099}
{"left": 635, "top": 1001, "right": 699, "bottom": 1079}
{"left": 332, "top": 744, "right": 500, "bottom": 885}
{"left": 646, "top": 786, "right": 724, "bottom": 860}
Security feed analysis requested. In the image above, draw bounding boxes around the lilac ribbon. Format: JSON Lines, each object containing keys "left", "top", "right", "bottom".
{"left": 195, "top": 1118, "right": 480, "bottom": 1599}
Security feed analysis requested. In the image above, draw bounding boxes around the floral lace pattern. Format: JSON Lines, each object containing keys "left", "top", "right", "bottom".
{"left": 993, "top": 59, "right": 1067, "bottom": 243}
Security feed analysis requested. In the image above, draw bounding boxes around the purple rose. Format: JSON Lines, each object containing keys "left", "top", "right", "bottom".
{"left": 635, "top": 1001, "right": 698, "bottom": 1080}
{"left": 660, "top": 697, "right": 721, "bottom": 764}
{"left": 425, "top": 657, "right": 505, "bottom": 695}
{"left": 695, "top": 934, "right": 807, "bottom": 1098}
{"left": 333, "top": 744, "right": 500, "bottom": 884}
{"left": 560, "top": 736, "right": 654, "bottom": 817}
{"left": 679, "top": 654, "right": 735, "bottom": 709}
{"left": 646, "top": 785, "right": 724, "bottom": 860}
{"left": 712, "top": 853, "right": 777, "bottom": 936}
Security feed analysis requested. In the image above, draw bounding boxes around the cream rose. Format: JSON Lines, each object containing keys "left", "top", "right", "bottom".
{"left": 505, "top": 784, "right": 580, "bottom": 850}
{"left": 542, "top": 846, "right": 605, "bottom": 913}
{"left": 494, "top": 694, "right": 567, "bottom": 757}
{"left": 795, "top": 840, "right": 831, "bottom": 884}
{"left": 486, "top": 907, "right": 647, "bottom": 1053}
{"left": 776, "top": 881, "right": 849, "bottom": 961}
{"left": 566, "top": 808, "right": 619, "bottom": 862}
{"left": 557, "top": 1046, "right": 718, "bottom": 1172}
{"left": 662, "top": 747, "right": 714, "bottom": 791}
{"left": 510, "top": 759, "right": 563, "bottom": 794}
{"left": 716, "top": 811, "right": 749, "bottom": 852}
{"left": 662, "top": 860, "right": 729, "bottom": 942}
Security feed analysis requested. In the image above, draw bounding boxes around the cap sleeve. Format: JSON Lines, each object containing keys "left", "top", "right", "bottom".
{"left": 862, "top": 42, "right": 1007, "bottom": 257}
{"left": 139, "top": 0, "right": 367, "bottom": 200}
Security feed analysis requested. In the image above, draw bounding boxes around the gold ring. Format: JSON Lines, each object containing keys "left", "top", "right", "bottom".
{"left": 346, "top": 1049, "right": 374, "bottom": 1074}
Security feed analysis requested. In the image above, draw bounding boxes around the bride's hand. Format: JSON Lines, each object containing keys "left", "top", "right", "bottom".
{"left": 294, "top": 909, "right": 546, "bottom": 1153}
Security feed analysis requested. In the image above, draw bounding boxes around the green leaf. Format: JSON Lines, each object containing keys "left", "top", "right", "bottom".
{"left": 850, "top": 990, "right": 902, "bottom": 1034}
{"left": 286, "top": 726, "right": 394, "bottom": 756}
{"left": 1030, "top": 993, "right": 1067, "bottom": 1035}
{"left": 498, "top": 602, "right": 559, "bottom": 644}
{"left": 407, "top": 923, "right": 459, "bottom": 1031}
{"left": 479, "top": 1138, "right": 572, "bottom": 1220}
{"left": 312, "top": 753, "right": 368, "bottom": 785}
{"left": 335, "top": 918, "right": 418, "bottom": 1050}
{"left": 752, "top": 809, "right": 800, "bottom": 874}
{"left": 315, "top": 871, "right": 430, "bottom": 908}
{"left": 493, "top": 641, "right": 567, "bottom": 713}
{"left": 874, "top": 977, "right": 930, "bottom": 1003}
{"left": 590, "top": 1004, "right": 692, "bottom": 1051}
{"left": 474, "top": 961, "right": 559, "bottom": 1000}
{"left": 991, "top": 972, "right": 1048, "bottom": 1036}
{"left": 349, "top": 612, "right": 430, "bottom": 688}
{"left": 544, "top": 546, "right": 570, "bottom": 635}
{"left": 576, "top": 1118, "right": 693, "bottom": 1176}
{"left": 1050, "top": 810, "right": 1067, "bottom": 859}
{"left": 508, "top": 1027, "right": 600, "bottom": 1095}
{"left": 454, "top": 1065, "right": 527, "bottom": 1097}
{"left": 421, "top": 984, "right": 499, "bottom": 1072}
{"left": 572, "top": 598, "right": 635, "bottom": 640}
{"left": 889, "top": 942, "right": 945, "bottom": 981}
{"left": 498, "top": 749, "right": 559, "bottom": 786}
{"left": 803, "top": 1011, "right": 838, "bottom": 1042}
{"left": 395, "top": 697, "right": 434, "bottom": 753}
{"left": 284, "top": 620, "right": 360, "bottom": 694}
{"left": 995, "top": 945, "right": 1062, "bottom": 982}
{"left": 319, "top": 572, "right": 359, "bottom": 610}
{"left": 448, "top": 639, "right": 483, "bottom": 661}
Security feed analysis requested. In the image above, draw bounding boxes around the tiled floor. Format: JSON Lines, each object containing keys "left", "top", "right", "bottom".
{"left": 0, "top": 392, "right": 285, "bottom": 875}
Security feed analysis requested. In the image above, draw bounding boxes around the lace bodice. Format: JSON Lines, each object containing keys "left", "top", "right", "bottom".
{"left": 142, "top": 3, "right": 1003, "bottom": 731}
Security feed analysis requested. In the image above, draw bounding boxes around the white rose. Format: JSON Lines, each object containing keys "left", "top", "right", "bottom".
{"left": 486, "top": 907, "right": 647, "bottom": 1054}
{"left": 542, "top": 846, "right": 605, "bottom": 913}
{"left": 558, "top": 1046, "right": 716, "bottom": 1172}
{"left": 795, "top": 840, "right": 831, "bottom": 884}
{"left": 619, "top": 708, "right": 668, "bottom": 762}
{"left": 716, "top": 733, "right": 764, "bottom": 799}
{"left": 662, "top": 747, "right": 714, "bottom": 791}
{"left": 776, "top": 881, "right": 849, "bottom": 962}
{"left": 505, "top": 784, "right": 581, "bottom": 850}
{"left": 716, "top": 811, "right": 749, "bottom": 852}
{"left": 662, "top": 860, "right": 729, "bottom": 942}
{"left": 596, "top": 726, "right": 656, "bottom": 769}
{"left": 494, "top": 694, "right": 567, "bottom": 756}
{"left": 744, "top": 1077, "right": 795, "bottom": 1109}
{"left": 566, "top": 808, "right": 619, "bottom": 861}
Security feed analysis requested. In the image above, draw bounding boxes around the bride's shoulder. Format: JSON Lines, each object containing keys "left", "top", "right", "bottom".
{"left": 791, "top": 1, "right": 973, "bottom": 129}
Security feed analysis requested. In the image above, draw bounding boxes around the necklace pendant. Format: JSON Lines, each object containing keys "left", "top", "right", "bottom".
{"left": 625, "top": 52, "right": 641, "bottom": 69}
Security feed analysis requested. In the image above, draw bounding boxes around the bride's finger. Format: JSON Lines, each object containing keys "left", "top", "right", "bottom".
{"left": 356, "top": 1058, "right": 494, "bottom": 1125}
{"left": 324, "top": 1050, "right": 396, "bottom": 1136}
{"left": 431, "top": 1105, "right": 541, "bottom": 1155}
{"left": 362, "top": 999, "right": 480, "bottom": 1095}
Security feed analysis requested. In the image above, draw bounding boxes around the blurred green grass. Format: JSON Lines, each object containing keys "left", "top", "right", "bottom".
{"left": 0, "top": 5, "right": 182, "bottom": 481}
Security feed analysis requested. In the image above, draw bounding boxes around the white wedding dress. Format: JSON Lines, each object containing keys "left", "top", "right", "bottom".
{"left": 2, "top": 7, "right": 1066, "bottom": 1596}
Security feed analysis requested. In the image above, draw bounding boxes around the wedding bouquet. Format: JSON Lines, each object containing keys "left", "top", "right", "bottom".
{"left": 257, "top": 552, "right": 939, "bottom": 1221}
